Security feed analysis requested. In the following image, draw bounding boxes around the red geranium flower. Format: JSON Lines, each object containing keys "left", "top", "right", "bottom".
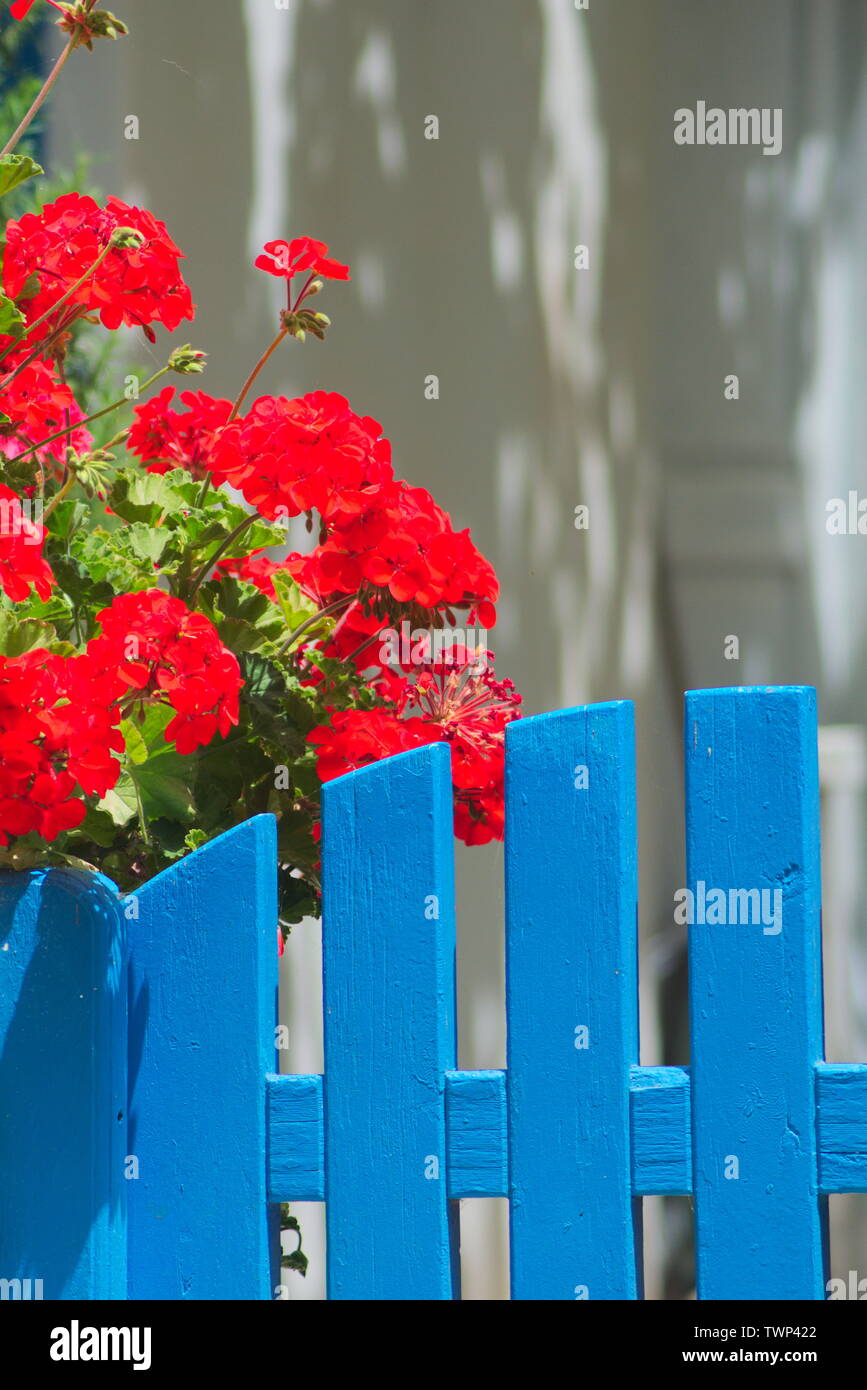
{"left": 318, "top": 481, "right": 499, "bottom": 624}
{"left": 3, "top": 192, "right": 194, "bottom": 340}
{"left": 0, "top": 648, "right": 123, "bottom": 847}
{"left": 0, "top": 356, "right": 93, "bottom": 474}
{"left": 208, "top": 390, "right": 392, "bottom": 521}
{"left": 9, "top": 0, "right": 53, "bottom": 17}
{"left": 128, "top": 386, "right": 233, "bottom": 478}
{"left": 255, "top": 237, "right": 350, "bottom": 283}
{"left": 83, "top": 589, "right": 242, "bottom": 755}
{"left": 309, "top": 646, "right": 520, "bottom": 844}
{"left": 0, "top": 484, "right": 55, "bottom": 603}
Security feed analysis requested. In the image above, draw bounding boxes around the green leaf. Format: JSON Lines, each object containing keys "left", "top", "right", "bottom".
{"left": 0, "top": 153, "right": 44, "bottom": 199}
{"left": 74, "top": 805, "right": 123, "bottom": 849}
{"left": 271, "top": 570, "right": 318, "bottom": 633}
{"left": 44, "top": 498, "right": 89, "bottom": 544}
{"left": 149, "top": 817, "right": 193, "bottom": 858}
{"left": 0, "top": 610, "right": 60, "bottom": 656}
{"left": 120, "top": 717, "right": 149, "bottom": 767}
{"left": 131, "top": 750, "right": 197, "bottom": 823}
{"left": 107, "top": 469, "right": 182, "bottom": 525}
{"left": 0, "top": 292, "right": 25, "bottom": 339}
{"left": 126, "top": 521, "right": 171, "bottom": 566}
{"left": 98, "top": 780, "right": 138, "bottom": 828}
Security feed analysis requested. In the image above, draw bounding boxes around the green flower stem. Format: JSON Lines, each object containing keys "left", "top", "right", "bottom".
{"left": 230, "top": 326, "right": 288, "bottom": 421}
{"left": 101, "top": 424, "right": 131, "bottom": 451}
{"left": 41, "top": 470, "right": 77, "bottom": 522}
{"left": 274, "top": 594, "right": 357, "bottom": 659}
{"left": 185, "top": 512, "right": 258, "bottom": 601}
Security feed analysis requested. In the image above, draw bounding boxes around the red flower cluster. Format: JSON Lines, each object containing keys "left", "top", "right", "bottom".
{"left": 209, "top": 390, "right": 392, "bottom": 520}
{"left": 255, "top": 237, "right": 350, "bottom": 283}
{"left": 309, "top": 708, "right": 436, "bottom": 779}
{"left": 128, "top": 386, "right": 233, "bottom": 478}
{"left": 207, "top": 391, "right": 498, "bottom": 626}
{"left": 85, "top": 590, "right": 242, "bottom": 755}
{"left": 3, "top": 192, "right": 194, "bottom": 338}
{"left": 309, "top": 646, "right": 520, "bottom": 844}
{"left": 0, "top": 356, "right": 93, "bottom": 472}
{"left": 0, "top": 649, "right": 123, "bottom": 846}
{"left": 0, "top": 484, "right": 55, "bottom": 603}
{"left": 316, "top": 482, "right": 499, "bottom": 626}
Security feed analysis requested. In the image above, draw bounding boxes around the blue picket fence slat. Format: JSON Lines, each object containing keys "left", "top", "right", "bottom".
{"left": 505, "top": 702, "right": 641, "bottom": 1299}
{"left": 685, "top": 687, "right": 828, "bottom": 1298}
{"left": 0, "top": 870, "right": 126, "bottom": 1300}
{"left": 321, "top": 741, "right": 459, "bottom": 1300}
{"left": 128, "top": 814, "right": 278, "bottom": 1300}
{"left": 2, "top": 685, "right": 867, "bottom": 1300}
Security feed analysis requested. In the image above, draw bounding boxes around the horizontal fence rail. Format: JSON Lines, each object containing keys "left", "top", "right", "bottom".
{"left": 2, "top": 686, "right": 866, "bottom": 1300}
{"left": 265, "top": 1062, "right": 867, "bottom": 1202}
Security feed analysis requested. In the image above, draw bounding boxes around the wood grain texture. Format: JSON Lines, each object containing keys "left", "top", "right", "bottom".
{"left": 268, "top": 1066, "right": 694, "bottom": 1201}
{"left": 816, "top": 1064, "right": 867, "bottom": 1193}
{"left": 0, "top": 869, "right": 126, "bottom": 1299}
{"left": 128, "top": 815, "right": 278, "bottom": 1299}
{"left": 505, "top": 702, "right": 642, "bottom": 1300}
{"left": 321, "top": 742, "right": 459, "bottom": 1300}
{"left": 686, "top": 686, "right": 828, "bottom": 1299}
{"left": 266, "top": 1073, "right": 324, "bottom": 1201}
{"left": 445, "top": 1069, "right": 508, "bottom": 1197}
{"left": 630, "top": 1066, "right": 692, "bottom": 1195}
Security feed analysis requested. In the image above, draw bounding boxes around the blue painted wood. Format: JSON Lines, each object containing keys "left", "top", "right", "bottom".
{"left": 630, "top": 1066, "right": 692, "bottom": 1196}
{"left": 128, "top": 815, "right": 278, "bottom": 1300}
{"left": 685, "top": 686, "right": 828, "bottom": 1300}
{"left": 266, "top": 1073, "right": 324, "bottom": 1202}
{"left": 6, "top": 686, "right": 867, "bottom": 1301}
{"left": 505, "top": 703, "right": 642, "bottom": 1300}
{"left": 445, "top": 1070, "right": 508, "bottom": 1198}
{"left": 268, "top": 1066, "right": 697, "bottom": 1203}
{"left": 0, "top": 869, "right": 126, "bottom": 1299}
{"left": 321, "top": 742, "right": 459, "bottom": 1300}
{"left": 816, "top": 1064, "right": 867, "bottom": 1193}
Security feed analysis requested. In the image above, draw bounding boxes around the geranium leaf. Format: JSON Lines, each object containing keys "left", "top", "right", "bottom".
{"left": 98, "top": 779, "right": 138, "bottom": 828}
{"left": 0, "top": 292, "right": 25, "bottom": 338}
{"left": 0, "top": 153, "right": 44, "bottom": 198}
{"left": 0, "top": 610, "right": 60, "bottom": 656}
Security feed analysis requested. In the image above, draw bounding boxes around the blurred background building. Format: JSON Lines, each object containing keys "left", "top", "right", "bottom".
{"left": 44, "top": 0, "right": 867, "bottom": 1297}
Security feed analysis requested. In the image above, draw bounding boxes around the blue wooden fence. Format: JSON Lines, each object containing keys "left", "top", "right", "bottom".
{"left": 1, "top": 685, "right": 866, "bottom": 1300}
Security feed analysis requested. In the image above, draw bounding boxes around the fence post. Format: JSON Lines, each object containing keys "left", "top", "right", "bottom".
{"left": 127, "top": 815, "right": 279, "bottom": 1299}
{"left": 505, "top": 703, "right": 642, "bottom": 1300}
{"left": 0, "top": 868, "right": 127, "bottom": 1299}
{"left": 322, "top": 742, "right": 459, "bottom": 1299}
{"left": 685, "top": 686, "right": 828, "bottom": 1298}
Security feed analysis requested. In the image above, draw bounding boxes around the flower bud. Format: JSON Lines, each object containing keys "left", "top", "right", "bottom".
{"left": 168, "top": 344, "right": 207, "bottom": 375}
{"left": 111, "top": 226, "right": 145, "bottom": 250}
{"left": 57, "top": 5, "right": 129, "bottom": 52}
